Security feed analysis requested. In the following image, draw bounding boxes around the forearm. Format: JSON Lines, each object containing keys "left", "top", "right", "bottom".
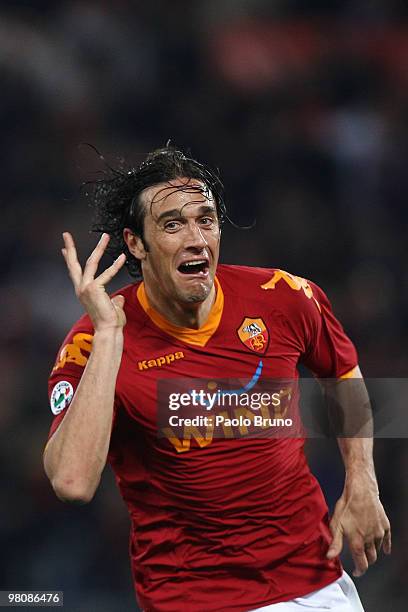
{"left": 326, "top": 377, "right": 391, "bottom": 575}
{"left": 44, "top": 329, "right": 123, "bottom": 503}
{"left": 325, "top": 374, "right": 377, "bottom": 488}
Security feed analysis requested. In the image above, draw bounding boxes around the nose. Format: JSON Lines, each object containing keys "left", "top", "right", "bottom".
{"left": 184, "top": 222, "right": 208, "bottom": 250}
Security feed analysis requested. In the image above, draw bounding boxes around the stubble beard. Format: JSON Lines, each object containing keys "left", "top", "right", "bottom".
{"left": 177, "top": 282, "right": 212, "bottom": 304}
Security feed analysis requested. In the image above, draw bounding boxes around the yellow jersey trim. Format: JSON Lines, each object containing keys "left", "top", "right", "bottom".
{"left": 136, "top": 278, "right": 224, "bottom": 347}
{"left": 339, "top": 366, "right": 361, "bottom": 379}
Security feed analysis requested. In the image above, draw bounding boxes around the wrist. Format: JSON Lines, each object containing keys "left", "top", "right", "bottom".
{"left": 344, "top": 468, "right": 379, "bottom": 495}
{"left": 93, "top": 328, "right": 124, "bottom": 350}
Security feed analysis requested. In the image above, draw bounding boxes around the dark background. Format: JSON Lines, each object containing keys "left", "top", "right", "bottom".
{"left": 0, "top": 1, "right": 407, "bottom": 610}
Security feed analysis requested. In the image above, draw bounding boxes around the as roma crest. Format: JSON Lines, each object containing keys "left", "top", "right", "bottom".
{"left": 237, "top": 317, "right": 269, "bottom": 354}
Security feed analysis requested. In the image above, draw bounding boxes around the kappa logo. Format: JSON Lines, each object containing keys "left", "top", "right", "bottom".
{"left": 261, "top": 269, "right": 321, "bottom": 312}
{"left": 53, "top": 332, "right": 93, "bottom": 370}
{"left": 237, "top": 317, "right": 269, "bottom": 355}
{"left": 138, "top": 351, "right": 185, "bottom": 371}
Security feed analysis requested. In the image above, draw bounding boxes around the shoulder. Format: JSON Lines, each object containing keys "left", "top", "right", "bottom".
{"left": 216, "top": 264, "right": 277, "bottom": 299}
{"left": 217, "top": 264, "right": 325, "bottom": 314}
{"left": 217, "top": 263, "right": 274, "bottom": 287}
{"left": 51, "top": 314, "right": 94, "bottom": 374}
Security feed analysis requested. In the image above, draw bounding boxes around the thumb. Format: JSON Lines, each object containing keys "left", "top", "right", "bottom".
{"left": 327, "top": 525, "right": 343, "bottom": 559}
{"left": 112, "top": 294, "right": 125, "bottom": 309}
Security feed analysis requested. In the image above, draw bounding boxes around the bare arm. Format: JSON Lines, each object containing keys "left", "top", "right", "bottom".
{"left": 43, "top": 232, "right": 126, "bottom": 503}
{"left": 325, "top": 368, "right": 391, "bottom": 575}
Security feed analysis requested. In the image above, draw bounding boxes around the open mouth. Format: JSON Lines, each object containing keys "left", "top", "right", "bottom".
{"left": 177, "top": 259, "right": 209, "bottom": 275}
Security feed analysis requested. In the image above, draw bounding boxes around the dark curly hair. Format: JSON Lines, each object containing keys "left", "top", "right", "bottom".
{"left": 86, "top": 144, "right": 227, "bottom": 279}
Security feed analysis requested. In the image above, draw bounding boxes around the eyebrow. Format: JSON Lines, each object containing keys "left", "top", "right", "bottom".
{"left": 155, "top": 205, "right": 217, "bottom": 224}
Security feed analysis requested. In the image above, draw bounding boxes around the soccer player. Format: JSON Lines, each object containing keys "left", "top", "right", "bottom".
{"left": 44, "top": 146, "right": 391, "bottom": 611}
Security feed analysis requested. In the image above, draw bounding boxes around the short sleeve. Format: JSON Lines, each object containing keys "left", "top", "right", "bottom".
{"left": 301, "top": 282, "right": 358, "bottom": 378}
{"left": 47, "top": 321, "right": 94, "bottom": 440}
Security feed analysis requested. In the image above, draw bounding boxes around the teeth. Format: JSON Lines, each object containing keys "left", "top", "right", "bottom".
{"left": 184, "top": 260, "right": 206, "bottom": 266}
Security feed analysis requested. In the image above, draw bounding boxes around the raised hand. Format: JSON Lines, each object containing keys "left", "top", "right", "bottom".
{"left": 62, "top": 232, "right": 127, "bottom": 331}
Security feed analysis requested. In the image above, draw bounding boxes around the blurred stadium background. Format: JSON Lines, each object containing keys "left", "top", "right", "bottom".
{"left": 1, "top": 1, "right": 407, "bottom": 610}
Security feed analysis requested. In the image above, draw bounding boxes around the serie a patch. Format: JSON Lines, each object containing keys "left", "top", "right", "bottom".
{"left": 50, "top": 381, "right": 74, "bottom": 415}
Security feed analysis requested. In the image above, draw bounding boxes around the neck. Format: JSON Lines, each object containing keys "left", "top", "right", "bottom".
{"left": 143, "top": 283, "right": 216, "bottom": 329}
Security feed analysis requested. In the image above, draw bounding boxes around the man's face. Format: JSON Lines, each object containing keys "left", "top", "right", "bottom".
{"left": 134, "top": 178, "right": 221, "bottom": 305}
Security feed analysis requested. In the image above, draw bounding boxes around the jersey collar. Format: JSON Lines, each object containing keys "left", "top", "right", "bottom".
{"left": 136, "top": 277, "right": 224, "bottom": 347}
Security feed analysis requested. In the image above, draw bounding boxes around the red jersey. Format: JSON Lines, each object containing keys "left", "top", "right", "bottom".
{"left": 47, "top": 265, "right": 358, "bottom": 612}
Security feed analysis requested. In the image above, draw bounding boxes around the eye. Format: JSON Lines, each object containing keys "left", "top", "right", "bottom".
{"left": 199, "top": 216, "right": 216, "bottom": 227}
{"left": 164, "top": 220, "right": 183, "bottom": 232}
